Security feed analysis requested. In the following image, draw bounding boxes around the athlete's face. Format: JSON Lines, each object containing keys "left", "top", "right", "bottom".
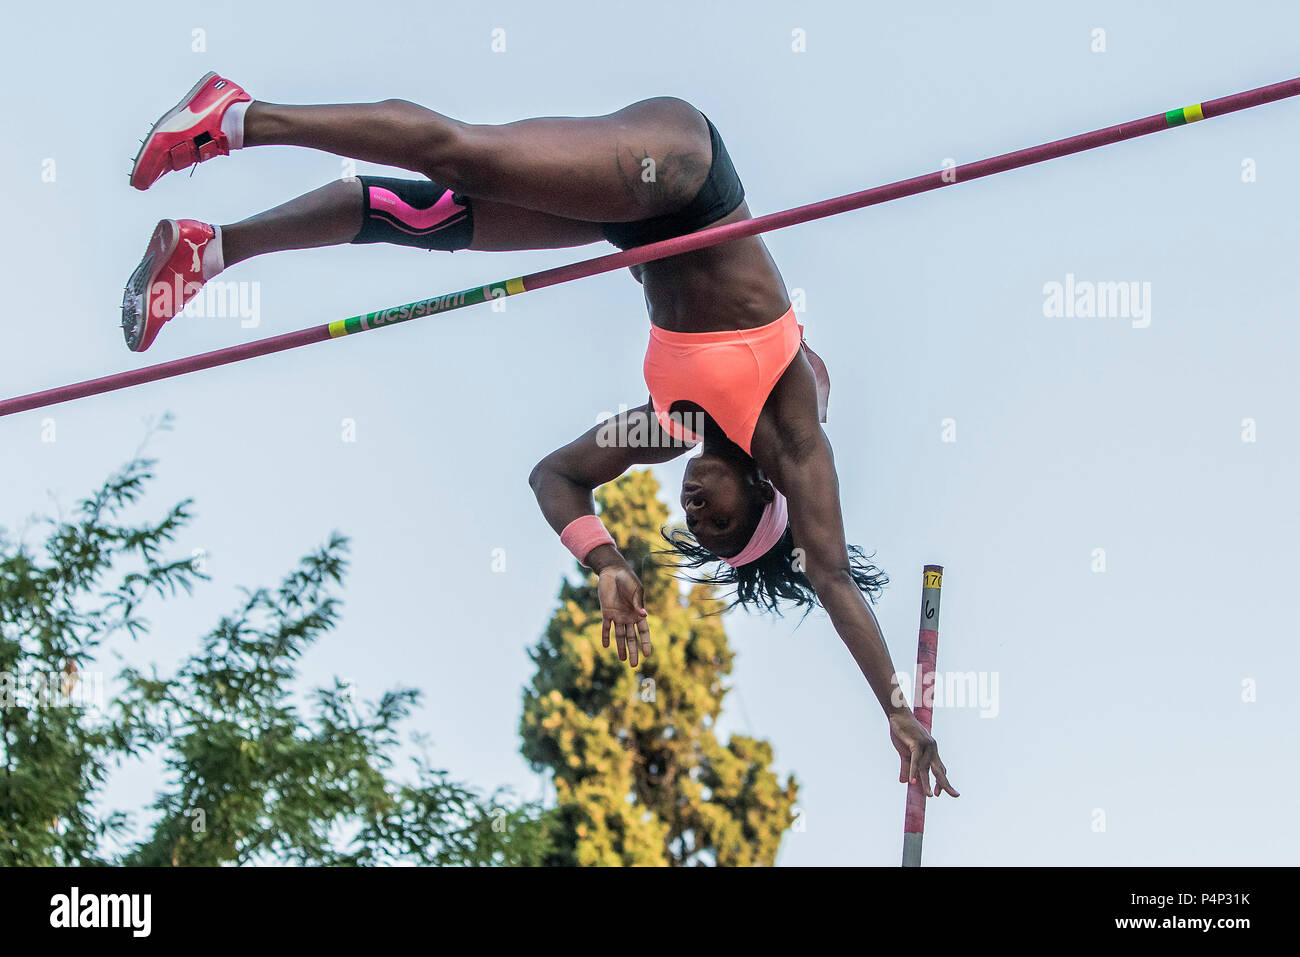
{"left": 680, "top": 453, "right": 770, "bottom": 558}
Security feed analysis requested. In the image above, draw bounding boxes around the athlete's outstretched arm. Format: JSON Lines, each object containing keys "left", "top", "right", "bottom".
{"left": 529, "top": 404, "right": 690, "bottom": 665}
{"left": 766, "top": 428, "right": 959, "bottom": 798}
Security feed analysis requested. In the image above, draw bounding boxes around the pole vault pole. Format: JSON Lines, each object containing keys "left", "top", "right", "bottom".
{"left": 3, "top": 76, "right": 1300, "bottom": 419}
{"left": 902, "top": 565, "right": 943, "bottom": 867}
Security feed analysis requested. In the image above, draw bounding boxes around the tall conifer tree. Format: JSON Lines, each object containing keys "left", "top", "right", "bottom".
{"left": 521, "top": 470, "right": 798, "bottom": 866}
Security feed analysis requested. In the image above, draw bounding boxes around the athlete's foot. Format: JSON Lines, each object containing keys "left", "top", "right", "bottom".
{"left": 121, "top": 219, "right": 217, "bottom": 352}
{"left": 129, "top": 72, "right": 250, "bottom": 190}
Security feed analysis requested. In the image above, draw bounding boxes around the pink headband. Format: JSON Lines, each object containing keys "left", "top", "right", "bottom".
{"left": 721, "top": 489, "right": 788, "bottom": 567}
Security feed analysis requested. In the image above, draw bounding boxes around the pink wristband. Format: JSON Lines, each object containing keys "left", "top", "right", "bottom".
{"left": 559, "top": 515, "right": 615, "bottom": 565}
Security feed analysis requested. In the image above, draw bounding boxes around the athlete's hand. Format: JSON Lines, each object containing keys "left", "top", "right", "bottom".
{"left": 597, "top": 564, "right": 651, "bottom": 666}
{"left": 889, "top": 711, "right": 959, "bottom": 798}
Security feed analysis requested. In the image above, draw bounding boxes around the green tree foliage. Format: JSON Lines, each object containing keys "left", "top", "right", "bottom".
{"left": 521, "top": 470, "right": 799, "bottom": 866}
{"left": 0, "top": 456, "right": 547, "bottom": 866}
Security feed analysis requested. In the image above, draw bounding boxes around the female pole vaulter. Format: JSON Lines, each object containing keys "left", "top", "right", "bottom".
{"left": 124, "top": 73, "right": 958, "bottom": 800}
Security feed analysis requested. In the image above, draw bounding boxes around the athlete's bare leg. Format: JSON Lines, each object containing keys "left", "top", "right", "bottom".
{"left": 241, "top": 95, "right": 712, "bottom": 225}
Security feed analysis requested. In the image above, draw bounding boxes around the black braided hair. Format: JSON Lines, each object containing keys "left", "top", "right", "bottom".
{"left": 659, "top": 524, "right": 888, "bottom": 616}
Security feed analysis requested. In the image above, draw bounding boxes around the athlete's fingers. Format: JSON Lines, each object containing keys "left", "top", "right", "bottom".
{"left": 916, "top": 748, "right": 934, "bottom": 798}
{"left": 636, "top": 615, "right": 651, "bottom": 656}
{"left": 602, "top": 615, "right": 612, "bottom": 648}
{"left": 614, "top": 625, "right": 627, "bottom": 661}
{"left": 622, "top": 622, "right": 636, "bottom": 666}
{"left": 907, "top": 748, "right": 921, "bottom": 790}
{"left": 932, "top": 757, "right": 959, "bottom": 798}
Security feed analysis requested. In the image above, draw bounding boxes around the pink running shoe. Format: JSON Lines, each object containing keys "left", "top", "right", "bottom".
{"left": 129, "top": 72, "right": 250, "bottom": 190}
{"left": 121, "top": 219, "right": 215, "bottom": 352}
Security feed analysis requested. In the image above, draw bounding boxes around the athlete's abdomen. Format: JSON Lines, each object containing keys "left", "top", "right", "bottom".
{"left": 640, "top": 211, "right": 790, "bottom": 333}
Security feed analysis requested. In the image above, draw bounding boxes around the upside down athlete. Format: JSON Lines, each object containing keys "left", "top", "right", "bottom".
{"left": 123, "top": 73, "right": 958, "bottom": 799}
